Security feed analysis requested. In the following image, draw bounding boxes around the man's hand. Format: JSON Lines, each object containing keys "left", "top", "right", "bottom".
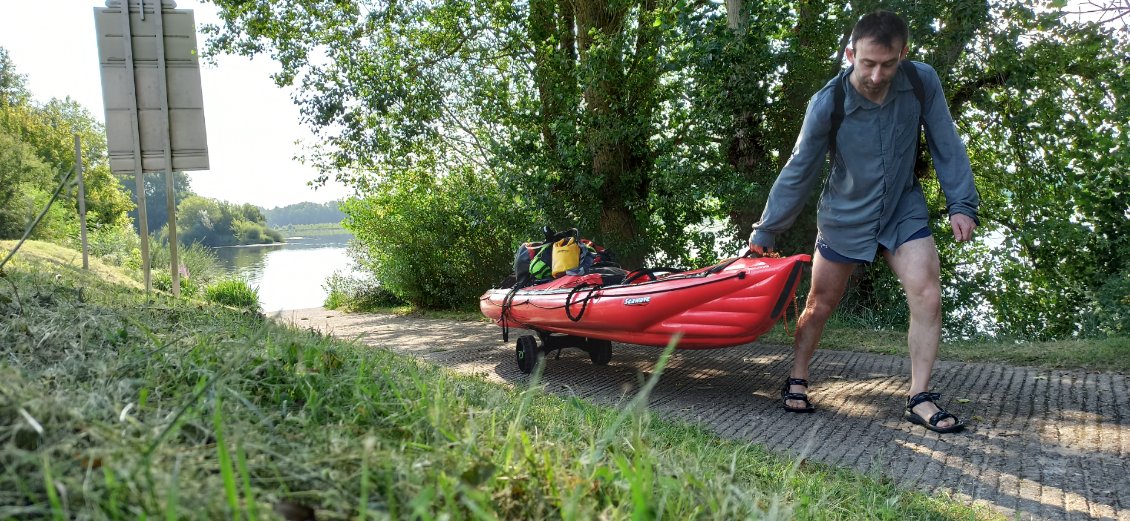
{"left": 950, "top": 213, "right": 977, "bottom": 242}
{"left": 749, "top": 243, "right": 774, "bottom": 257}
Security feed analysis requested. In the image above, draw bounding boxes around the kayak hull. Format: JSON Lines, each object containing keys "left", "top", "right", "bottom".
{"left": 480, "top": 254, "right": 811, "bottom": 349}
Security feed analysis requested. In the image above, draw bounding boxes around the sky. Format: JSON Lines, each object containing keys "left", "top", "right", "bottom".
{"left": 0, "top": 0, "right": 350, "bottom": 210}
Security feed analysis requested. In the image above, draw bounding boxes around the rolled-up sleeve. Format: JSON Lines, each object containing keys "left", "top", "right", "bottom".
{"left": 919, "top": 63, "right": 979, "bottom": 223}
{"left": 751, "top": 88, "right": 834, "bottom": 249}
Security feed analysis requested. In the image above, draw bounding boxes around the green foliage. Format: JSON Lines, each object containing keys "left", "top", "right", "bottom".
{"left": 939, "top": 3, "right": 1130, "bottom": 338}
{"left": 203, "top": 4, "right": 1130, "bottom": 337}
{"left": 262, "top": 200, "right": 344, "bottom": 227}
{"left": 148, "top": 239, "right": 227, "bottom": 290}
{"left": 342, "top": 166, "right": 533, "bottom": 309}
{"left": 176, "top": 195, "right": 283, "bottom": 247}
{"left": 153, "top": 269, "right": 201, "bottom": 297}
{"left": 204, "top": 278, "right": 261, "bottom": 312}
{"left": 1, "top": 47, "right": 133, "bottom": 241}
{"left": 117, "top": 171, "right": 194, "bottom": 236}
{"left": 1092, "top": 270, "right": 1130, "bottom": 336}
{"left": 63, "top": 220, "right": 142, "bottom": 271}
{"left": 322, "top": 271, "right": 405, "bottom": 311}
{"left": 0, "top": 132, "right": 54, "bottom": 238}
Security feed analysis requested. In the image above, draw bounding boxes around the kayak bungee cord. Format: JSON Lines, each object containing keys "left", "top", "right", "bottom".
{"left": 564, "top": 283, "right": 598, "bottom": 322}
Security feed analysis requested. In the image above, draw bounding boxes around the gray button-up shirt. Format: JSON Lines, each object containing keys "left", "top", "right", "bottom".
{"left": 750, "top": 61, "right": 979, "bottom": 260}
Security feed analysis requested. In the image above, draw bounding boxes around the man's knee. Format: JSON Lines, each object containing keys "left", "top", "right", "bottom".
{"left": 803, "top": 294, "right": 840, "bottom": 321}
{"left": 906, "top": 284, "right": 942, "bottom": 319}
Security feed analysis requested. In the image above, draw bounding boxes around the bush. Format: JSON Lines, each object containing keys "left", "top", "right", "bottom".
{"left": 204, "top": 278, "right": 261, "bottom": 312}
{"left": 1090, "top": 270, "right": 1130, "bottom": 336}
{"left": 323, "top": 271, "right": 405, "bottom": 311}
{"left": 153, "top": 270, "right": 201, "bottom": 297}
{"left": 149, "top": 239, "right": 226, "bottom": 288}
{"left": 342, "top": 167, "right": 535, "bottom": 310}
{"left": 65, "top": 220, "right": 141, "bottom": 270}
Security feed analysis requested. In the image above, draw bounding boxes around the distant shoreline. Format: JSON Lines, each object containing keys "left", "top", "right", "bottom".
{"left": 273, "top": 223, "right": 350, "bottom": 238}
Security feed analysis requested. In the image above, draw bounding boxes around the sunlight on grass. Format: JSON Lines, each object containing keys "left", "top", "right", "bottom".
{"left": 0, "top": 245, "right": 1002, "bottom": 519}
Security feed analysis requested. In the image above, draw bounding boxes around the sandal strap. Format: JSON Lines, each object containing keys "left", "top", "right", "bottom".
{"left": 786, "top": 377, "right": 809, "bottom": 388}
{"left": 906, "top": 391, "right": 942, "bottom": 409}
{"left": 782, "top": 392, "right": 810, "bottom": 402}
{"left": 928, "top": 410, "right": 957, "bottom": 427}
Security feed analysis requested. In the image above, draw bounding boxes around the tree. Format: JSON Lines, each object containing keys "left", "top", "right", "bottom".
{"left": 176, "top": 195, "right": 282, "bottom": 247}
{"left": 262, "top": 201, "right": 345, "bottom": 227}
{"left": 203, "top": 1, "right": 1130, "bottom": 335}
{"left": 117, "top": 171, "right": 194, "bottom": 236}
{"left": 0, "top": 49, "right": 133, "bottom": 240}
{"left": 0, "top": 48, "right": 30, "bottom": 107}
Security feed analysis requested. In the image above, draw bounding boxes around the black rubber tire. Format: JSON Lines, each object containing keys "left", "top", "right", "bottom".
{"left": 589, "top": 340, "right": 612, "bottom": 366}
{"left": 516, "top": 335, "right": 540, "bottom": 374}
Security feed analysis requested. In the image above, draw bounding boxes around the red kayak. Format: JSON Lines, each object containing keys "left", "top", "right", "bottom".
{"left": 481, "top": 254, "right": 811, "bottom": 372}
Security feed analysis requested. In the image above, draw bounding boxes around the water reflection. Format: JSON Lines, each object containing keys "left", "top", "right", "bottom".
{"left": 212, "top": 234, "right": 358, "bottom": 312}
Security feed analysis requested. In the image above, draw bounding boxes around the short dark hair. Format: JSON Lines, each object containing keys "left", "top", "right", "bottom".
{"left": 851, "top": 10, "right": 909, "bottom": 50}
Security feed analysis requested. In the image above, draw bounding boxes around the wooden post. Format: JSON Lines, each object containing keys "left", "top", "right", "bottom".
{"left": 154, "top": 1, "right": 180, "bottom": 297}
{"left": 74, "top": 134, "right": 89, "bottom": 270}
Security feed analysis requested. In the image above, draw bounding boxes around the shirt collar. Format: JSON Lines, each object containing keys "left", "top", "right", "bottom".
{"left": 843, "top": 62, "right": 914, "bottom": 114}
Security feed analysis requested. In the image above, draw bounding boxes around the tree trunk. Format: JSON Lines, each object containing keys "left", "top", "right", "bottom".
{"left": 573, "top": 0, "right": 659, "bottom": 269}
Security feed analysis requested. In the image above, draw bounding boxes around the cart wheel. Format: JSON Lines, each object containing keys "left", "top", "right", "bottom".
{"left": 516, "top": 335, "right": 540, "bottom": 374}
{"left": 589, "top": 340, "right": 612, "bottom": 366}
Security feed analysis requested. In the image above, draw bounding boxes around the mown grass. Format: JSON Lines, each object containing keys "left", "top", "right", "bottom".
{"left": 0, "top": 241, "right": 997, "bottom": 520}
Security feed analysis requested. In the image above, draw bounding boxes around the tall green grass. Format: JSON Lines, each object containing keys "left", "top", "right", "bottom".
{"left": 0, "top": 248, "right": 997, "bottom": 520}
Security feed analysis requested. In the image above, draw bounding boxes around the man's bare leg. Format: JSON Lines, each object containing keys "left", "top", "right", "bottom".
{"left": 785, "top": 250, "right": 855, "bottom": 409}
{"left": 883, "top": 236, "right": 955, "bottom": 429}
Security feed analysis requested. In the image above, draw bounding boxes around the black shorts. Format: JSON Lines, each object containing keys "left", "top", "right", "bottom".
{"left": 815, "top": 227, "right": 932, "bottom": 264}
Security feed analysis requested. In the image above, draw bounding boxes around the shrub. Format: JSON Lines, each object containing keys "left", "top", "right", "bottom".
{"left": 65, "top": 220, "right": 141, "bottom": 270}
{"left": 153, "top": 269, "right": 201, "bottom": 297}
{"left": 323, "top": 271, "right": 405, "bottom": 311}
{"left": 149, "top": 239, "right": 225, "bottom": 288}
{"left": 342, "top": 167, "right": 534, "bottom": 310}
{"left": 204, "top": 278, "right": 261, "bottom": 312}
{"left": 1090, "top": 270, "right": 1130, "bottom": 336}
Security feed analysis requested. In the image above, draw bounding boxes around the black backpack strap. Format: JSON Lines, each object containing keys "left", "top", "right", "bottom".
{"left": 828, "top": 66, "right": 850, "bottom": 159}
{"left": 901, "top": 60, "right": 926, "bottom": 108}
{"left": 900, "top": 60, "right": 928, "bottom": 177}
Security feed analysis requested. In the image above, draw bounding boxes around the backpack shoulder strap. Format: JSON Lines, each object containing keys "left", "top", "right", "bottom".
{"left": 900, "top": 60, "right": 930, "bottom": 177}
{"left": 828, "top": 67, "right": 849, "bottom": 158}
{"left": 901, "top": 60, "right": 926, "bottom": 108}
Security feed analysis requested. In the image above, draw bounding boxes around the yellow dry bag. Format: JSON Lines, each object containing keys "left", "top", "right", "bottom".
{"left": 552, "top": 237, "right": 581, "bottom": 278}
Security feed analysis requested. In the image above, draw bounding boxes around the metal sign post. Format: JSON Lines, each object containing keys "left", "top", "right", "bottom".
{"left": 94, "top": 0, "right": 209, "bottom": 297}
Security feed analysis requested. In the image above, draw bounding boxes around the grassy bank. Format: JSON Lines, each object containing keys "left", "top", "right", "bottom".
{"left": 0, "top": 241, "right": 995, "bottom": 519}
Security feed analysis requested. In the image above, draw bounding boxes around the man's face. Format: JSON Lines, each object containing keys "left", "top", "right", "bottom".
{"left": 846, "top": 37, "right": 908, "bottom": 98}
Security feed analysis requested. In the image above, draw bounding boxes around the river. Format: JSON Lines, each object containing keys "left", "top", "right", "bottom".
{"left": 211, "top": 234, "right": 357, "bottom": 312}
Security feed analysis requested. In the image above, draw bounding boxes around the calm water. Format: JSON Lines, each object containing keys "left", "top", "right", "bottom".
{"left": 212, "top": 234, "right": 357, "bottom": 312}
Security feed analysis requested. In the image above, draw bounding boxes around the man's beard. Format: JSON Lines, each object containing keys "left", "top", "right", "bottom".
{"left": 858, "top": 76, "right": 890, "bottom": 94}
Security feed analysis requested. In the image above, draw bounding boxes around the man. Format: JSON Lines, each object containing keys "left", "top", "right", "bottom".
{"left": 748, "top": 10, "right": 978, "bottom": 433}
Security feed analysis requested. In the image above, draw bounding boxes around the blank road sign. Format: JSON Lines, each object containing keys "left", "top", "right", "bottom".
{"left": 94, "top": 0, "right": 209, "bottom": 173}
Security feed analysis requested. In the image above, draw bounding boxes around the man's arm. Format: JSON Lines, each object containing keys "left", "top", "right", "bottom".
{"left": 749, "top": 87, "right": 836, "bottom": 252}
{"left": 917, "top": 62, "right": 980, "bottom": 241}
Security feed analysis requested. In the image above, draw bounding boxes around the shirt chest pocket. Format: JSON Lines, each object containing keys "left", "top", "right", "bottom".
{"left": 893, "top": 100, "right": 922, "bottom": 149}
{"left": 894, "top": 121, "right": 920, "bottom": 155}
